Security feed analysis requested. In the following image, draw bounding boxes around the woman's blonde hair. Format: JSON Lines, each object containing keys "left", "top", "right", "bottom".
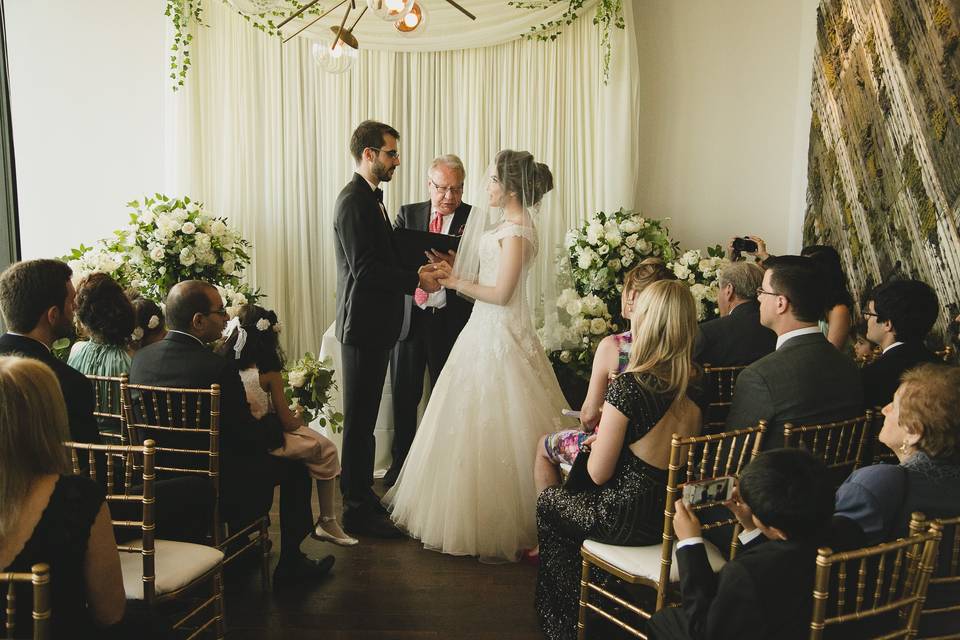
{"left": 897, "top": 363, "right": 960, "bottom": 459}
{"left": 624, "top": 280, "right": 698, "bottom": 400}
{"left": 0, "top": 356, "right": 71, "bottom": 538}
{"left": 622, "top": 257, "right": 677, "bottom": 299}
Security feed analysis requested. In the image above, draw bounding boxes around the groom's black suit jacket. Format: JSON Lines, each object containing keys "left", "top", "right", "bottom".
{"left": 394, "top": 200, "right": 473, "bottom": 341}
{"left": 334, "top": 173, "right": 419, "bottom": 349}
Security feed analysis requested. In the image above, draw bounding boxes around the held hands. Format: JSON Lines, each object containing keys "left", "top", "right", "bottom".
{"left": 417, "top": 263, "right": 448, "bottom": 293}
{"left": 673, "top": 498, "right": 703, "bottom": 541}
{"left": 723, "top": 486, "right": 756, "bottom": 533}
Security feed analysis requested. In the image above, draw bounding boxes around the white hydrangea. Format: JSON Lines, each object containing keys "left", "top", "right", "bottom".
{"left": 576, "top": 249, "right": 594, "bottom": 270}
{"left": 287, "top": 369, "right": 307, "bottom": 389}
{"left": 585, "top": 222, "right": 604, "bottom": 246}
{"left": 674, "top": 264, "right": 691, "bottom": 280}
{"left": 209, "top": 220, "right": 227, "bottom": 238}
{"left": 590, "top": 317, "right": 608, "bottom": 335}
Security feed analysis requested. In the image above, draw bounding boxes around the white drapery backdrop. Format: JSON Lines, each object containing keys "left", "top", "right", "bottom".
{"left": 165, "top": 0, "right": 640, "bottom": 357}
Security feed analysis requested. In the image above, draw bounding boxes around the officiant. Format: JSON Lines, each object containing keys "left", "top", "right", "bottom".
{"left": 385, "top": 155, "right": 473, "bottom": 487}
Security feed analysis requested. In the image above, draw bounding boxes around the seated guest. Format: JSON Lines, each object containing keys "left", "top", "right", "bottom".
{"left": 860, "top": 279, "right": 939, "bottom": 408}
{"left": 725, "top": 255, "right": 863, "bottom": 449}
{"left": 647, "top": 448, "right": 861, "bottom": 640}
{"left": 836, "top": 364, "right": 960, "bottom": 636}
{"left": 130, "top": 295, "right": 167, "bottom": 350}
{"left": 693, "top": 261, "right": 775, "bottom": 366}
{"left": 537, "top": 258, "right": 676, "bottom": 476}
{"left": 129, "top": 280, "right": 333, "bottom": 588}
{"left": 0, "top": 356, "right": 125, "bottom": 636}
{"left": 535, "top": 280, "right": 704, "bottom": 640}
{"left": 0, "top": 259, "right": 99, "bottom": 443}
{"left": 851, "top": 319, "right": 878, "bottom": 364}
{"left": 801, "top": 245, "right": 854, "bottom": 350}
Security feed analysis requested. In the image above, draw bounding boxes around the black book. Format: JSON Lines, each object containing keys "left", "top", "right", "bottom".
{"left": 392, "top": 228, "right": 461, "bottom": 270}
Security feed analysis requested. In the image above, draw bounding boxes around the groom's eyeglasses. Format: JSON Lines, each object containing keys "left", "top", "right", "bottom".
{"left": 368, "top": 147, "right": 400, "bottom": 159}
{"left": 430, "top": 181, "right": 463, "bottom": 196}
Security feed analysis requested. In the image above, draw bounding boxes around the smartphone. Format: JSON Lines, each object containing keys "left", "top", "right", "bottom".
{"left": 731, "top": 237, "right": 758, "bottom": 253}
{"left": 681, "top": 476, "right": 735, "bottom": 507}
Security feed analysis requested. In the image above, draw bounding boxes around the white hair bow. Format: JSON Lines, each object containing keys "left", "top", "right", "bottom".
{"left": 222, "top": 316, "right": 247, "bottom": 360}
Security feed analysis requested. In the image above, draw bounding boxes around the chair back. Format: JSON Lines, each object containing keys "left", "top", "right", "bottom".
{"left": 809, "top": 514, "right": 942, "bottom": 639}
{"left": 909, "top": 513, "right": 960, "bottom": 632}
{"left": 701, "top": 364, "right": 747, "bottom": 432}
{"left": 64, "top": 440, "right": 157, "bottom": 604}
{"left": 120, "top": 381, "right": 221, "bottom": 545}
{"left": 0, "top": 564, "right": 50, "bottom": 640}
{"left": 656, "top": 422, "right": 767, "bottom": 609}
{"left": 783, "top": 412, "right": 872, "bottom": 485}
{"left": 86, "top": 373, "right": 127, "bottom": 445}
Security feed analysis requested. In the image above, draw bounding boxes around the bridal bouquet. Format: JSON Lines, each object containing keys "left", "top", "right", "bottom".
{"left": 547, "top": 288, "right": 617, "bottom": 380}
{"left": 283, "top": 352, "right": 344, "bottom": 434}
{"left": 565, "top": 207, "right": 678, "bottom": 320}
{"left": 667, "top": 246, "right": 728, "bottom": 321}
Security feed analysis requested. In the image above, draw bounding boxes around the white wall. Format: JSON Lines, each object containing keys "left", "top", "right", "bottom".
{"left": 633, "top": 0, "right": 819, "bottom": 255}
{"left": 7, "top": 0, "right": 167, "bottom": 260}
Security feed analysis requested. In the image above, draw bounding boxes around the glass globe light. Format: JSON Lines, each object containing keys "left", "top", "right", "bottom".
{"left": 395, "top": 1, "right": 428, "bottom": 34}
{"left": 227, "top": 0, "right": 287, "bottom": 16}
{"left": 366, "top": 0, "right": 415, "bottom": 22}
{"left": 311, "top": 31, "right": 359, "bottom": 75}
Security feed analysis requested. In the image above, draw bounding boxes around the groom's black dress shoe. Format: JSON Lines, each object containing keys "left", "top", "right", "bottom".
{"left": 272, "top": 553, "right": 335, "bottom": 592}
{"left": 343, "top": 507, "right": 402, "bottom": 539}
{"left": 382, "top": 466, "right": 400, "bottom": 488}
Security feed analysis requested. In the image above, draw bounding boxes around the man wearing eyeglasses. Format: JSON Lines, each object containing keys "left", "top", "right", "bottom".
{"left": 333, "top": 120, "right": 446, "bottom": 538}
{"left": 724, "top": 255, "right": 863, "bottom": 450}
{"left": 385, "top": 155, "right": 473, "bottom": 488}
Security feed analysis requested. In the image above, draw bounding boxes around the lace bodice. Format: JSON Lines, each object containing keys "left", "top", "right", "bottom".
{"left": 477, "top": 222, "right": 538, "bottom": 298}
{"left": 239, "top": 367, "right": 272, "bottom": 419}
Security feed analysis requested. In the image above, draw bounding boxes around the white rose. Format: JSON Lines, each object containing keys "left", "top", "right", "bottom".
{"left": 194, "top": 232, "right": 211, "bottom": 247}
{"left": 608, "top": 258, "right": 621, "bottom": 271}
{"left": 624, "top": 234, "right": 639, "bottom": 249}
{"left": 158, "top": 265, "right": 166, "bottom": 275}
{"left": 674, "top": 265, "right": 691, "bottom": 280}
{"left": 181, "top": 221, "right": 197, "bottom": 235}
{"left": 690, "top": 283, "right": 707, "bottom": 299}
{"left": 209, "top": 220, "right": 227, "bottom": 237}
{"left": 637, "top": 239, "right": 651, "bottom": 253}
{"left": 147, "top": 315, "right": 161, "bottom": 329}
{"left": 590, "top": 317, "right": 608, "bottom": 335}
{"left": 620, "top": 219, "right": 641, "bottom": 234}
{"left": 604, "top": 230, "right": 622, "bottom": 247}
{"left": 287, "top": 370, "right": 307, "bottom": 388}
{"left": 577, "top": 250, "right": 594, "bottom": 270}
{"left": 256, "top": 318, "right": 271, "bottom": 331}
{"left": 179, "top": 248, "right": 196, "bottom": 266}
{"left": 621, "top": 252, "right": 634, "bottom": 267}
{"left": 559, "top": 350, "right": 573, "bottom": 363}
{"left": 575, "top": 318, "right": 591, "bottom": 335}
{"left": 598, "top": 244, "right": 609, "bottom": 256}
{"left": 140, "top": 211, "right": 155, "bottom": 225}
{"left": 221, "top": 234, "right": 236, "bottom": 250}
{"left": 131, "top": 327, "right": 144, "bottom": 341}
{"left": 222, "top": 260, "right": 236, "bottom": 275}
{"left": 565, "top": 300, "right": 583, "bottom": 316}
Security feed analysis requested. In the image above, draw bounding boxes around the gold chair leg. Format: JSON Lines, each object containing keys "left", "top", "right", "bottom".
{"left": 577, "top": 557, "right": 591, "bottom": 640}
{"left": 260, "top": 517, "right": 271, "bottom": 591}
{"left": 214, "top": 569, "right": 226, "bottom": 639}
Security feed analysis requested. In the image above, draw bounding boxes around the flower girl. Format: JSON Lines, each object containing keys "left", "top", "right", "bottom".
{"left": 217, "top": 304, "right": 357, "bottom": 546}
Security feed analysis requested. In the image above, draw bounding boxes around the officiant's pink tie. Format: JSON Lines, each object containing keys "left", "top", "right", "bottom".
{"left": 414, "top": 211, "right": 446, "bottom": 306}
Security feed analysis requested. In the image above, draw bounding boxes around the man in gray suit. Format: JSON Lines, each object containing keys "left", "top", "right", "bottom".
{"left": 725, "top": 255, "right": 863, "bottom": 449}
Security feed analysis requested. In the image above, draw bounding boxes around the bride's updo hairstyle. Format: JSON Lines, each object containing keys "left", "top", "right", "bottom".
{"left": 495, "top": 150, "right": 554, "bottom": 206}
{"left": 624, "top": 279, "right": 698, "bottom": 400}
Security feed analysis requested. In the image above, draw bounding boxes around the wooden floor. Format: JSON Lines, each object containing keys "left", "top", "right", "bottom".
{"left": 224, "top": 479, "right": 543, "bottom": 639}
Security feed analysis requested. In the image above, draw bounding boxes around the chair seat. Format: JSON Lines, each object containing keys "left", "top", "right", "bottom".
{"left": 120, "top": 539, "right": 224, "bottom": 600}
{"left": 583, "top": 538, "right": 727, "bottom": 583}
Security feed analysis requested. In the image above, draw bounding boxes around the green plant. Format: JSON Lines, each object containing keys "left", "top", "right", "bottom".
{"left": 283, "top": 352, "right": 344, "bottom": 432}
{"left": 508, "top": 0, "right": 625, "bottom": 83}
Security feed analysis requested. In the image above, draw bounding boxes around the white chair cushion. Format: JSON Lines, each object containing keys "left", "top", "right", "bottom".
{"left": 120, "top": 539, "right": 224, "bottom": 599}
{"left": 583, "top": 538, "right": 727, "bottom": 583}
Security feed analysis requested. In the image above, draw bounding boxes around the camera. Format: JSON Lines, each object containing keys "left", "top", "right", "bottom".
{"left": 731, "top": 237, "right": 758, "bottom": 253}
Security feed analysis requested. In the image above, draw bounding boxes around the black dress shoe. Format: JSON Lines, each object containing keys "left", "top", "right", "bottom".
{"left": 342, "top": 509, "right": 403, "bottom": 539}
{"left": 382, "top": 466, "right": 400, "bottom": 488}
{"left": 272, "top": 554, "right": 335, "bottom": 591}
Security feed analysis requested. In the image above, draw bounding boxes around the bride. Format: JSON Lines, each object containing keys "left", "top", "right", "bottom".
{"left": 383, "top": 150, "right": 569, "bottom": 562}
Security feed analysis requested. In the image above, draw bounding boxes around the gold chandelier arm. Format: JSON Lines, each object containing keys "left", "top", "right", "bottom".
{"left": 333, "top": 2, "right": 352, "bottom": 50}
{"left": 442, "top": 0, "right": 476, "bottom": 20}
{"left": 348, "top": 6, "right": 368, "bottom": 32}
{"left": 277, "top": 0, "right": 324, "bottom": 30}
{"left": 281, "top": 0, "right": 350, "bottom": 44}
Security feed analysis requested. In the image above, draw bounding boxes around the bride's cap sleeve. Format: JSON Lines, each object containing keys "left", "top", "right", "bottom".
{"left": 493, "top": 224, "right": 537, "bottom": 246}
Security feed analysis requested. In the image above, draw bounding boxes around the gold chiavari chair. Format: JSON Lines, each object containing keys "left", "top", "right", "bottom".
{"left": 809, "top": 513, "right": 942, "bottom": 639}
{"left": 909, "top": 513, "right": 960, "bottom": 638}
{"left": 934, "top": 345, "right": 955, "bottom": 365}
{"left": 86, "top": 373, "right": 127, "bottom": 444}
{"left": 0, "top": 564, "right": 50, "bottom": 640}
{"left": 783, "top": 413, "right": 873, "bottom": 485}
{"left": 576, "top": 423, "right": 767, "bottom": 639}
{"left": 66, "top": 440, "right": 226, "bottom": 639}
{"left": 701, "top": 364, "right": 747, "bottom": 433}
{"left": 120, "top": 381, "right": 270, "bottom": 590}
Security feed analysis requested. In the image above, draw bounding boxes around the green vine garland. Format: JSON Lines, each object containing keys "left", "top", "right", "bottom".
{"left": 508, "top": 0, "right": 624, "bottom": 83}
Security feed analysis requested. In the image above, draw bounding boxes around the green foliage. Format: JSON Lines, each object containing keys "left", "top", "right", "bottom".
{"left": 283, "top": 352, "right": 343, "bottom": 433}
{"left": 508, "top": 0, "right": 624, "bottom": 84}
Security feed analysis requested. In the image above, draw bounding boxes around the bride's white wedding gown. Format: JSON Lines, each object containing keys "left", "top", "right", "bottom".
{"left": 383, "top": 222, "right": 569, "bottom": 562}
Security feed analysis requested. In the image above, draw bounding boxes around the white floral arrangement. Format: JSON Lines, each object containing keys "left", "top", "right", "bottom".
{"left": 283, "top": 352, "right": 344, "bottom": 434}
{"left": 565, "top": 207, "right": 678, "bottom": 316}
{"left": 667, "top": 246, "right": 729, "bottom": 321}
{"left": 546, "top": 288, "right": 618, "bottom": 380}
{"left": 64, "top": 194, "right": 261, "bottom": 307}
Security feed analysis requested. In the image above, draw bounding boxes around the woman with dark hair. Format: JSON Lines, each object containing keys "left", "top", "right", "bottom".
{"left": 67, "top": 273, "right": 136, "bottom": 378}
{"left": 129, "top": 295, "right": 166, "bottom": 351}
{"left": 800, "top": 245, "right": 853, "bottom": 350}
{"left": 217, "top": 305, "right": 356, "bottom": 546}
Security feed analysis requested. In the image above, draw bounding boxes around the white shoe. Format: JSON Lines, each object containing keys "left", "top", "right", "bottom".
{"left": 311, "top": 517, "right": 359, "bottom": 547}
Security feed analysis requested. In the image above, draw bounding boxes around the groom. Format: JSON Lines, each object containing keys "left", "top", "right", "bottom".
{"left": 334, "top": 120, "right": 444, "bottom": 537}
{"left": 385, "top": 155, "right": 473, "bottom": 487}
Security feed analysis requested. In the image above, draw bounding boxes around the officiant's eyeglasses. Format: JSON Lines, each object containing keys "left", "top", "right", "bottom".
{"left": 430, "top": 181, "right": 463, "bottom": 196}
{"left": 367, "top": 147, "right": 400, "bottom": 159}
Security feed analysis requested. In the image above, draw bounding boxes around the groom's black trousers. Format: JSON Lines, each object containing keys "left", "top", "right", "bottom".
{"left": 340, "top": 343, "right": 392, "bottom": 510}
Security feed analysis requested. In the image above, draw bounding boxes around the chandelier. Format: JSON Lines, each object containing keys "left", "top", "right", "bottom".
{"left": 255, "top": 0, "right": 476, "bottom": 74}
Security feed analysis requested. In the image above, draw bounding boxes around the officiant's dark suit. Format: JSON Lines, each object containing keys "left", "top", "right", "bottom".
{"left": 693, "top": 300, "right": 776, "bottom": 367}
{"left": 387, "top": 199, "right": 473, "bottom": 485}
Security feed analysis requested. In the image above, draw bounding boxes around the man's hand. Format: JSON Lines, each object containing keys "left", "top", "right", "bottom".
{"left": 673, "top": 498, "right": 702, "bottom": 541}
{"left": 723, "top": 486, "right": 756, "bottom": 532}
{"left": 426, "top": 249, "right": 457, "bottom": 268}
{"left": 418, "top": 262, "right": 450, "bottom": 293}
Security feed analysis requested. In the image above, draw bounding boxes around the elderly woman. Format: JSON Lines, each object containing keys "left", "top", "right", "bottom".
{"left": 835, "top": 363, "right": 960, "bottom": 635}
